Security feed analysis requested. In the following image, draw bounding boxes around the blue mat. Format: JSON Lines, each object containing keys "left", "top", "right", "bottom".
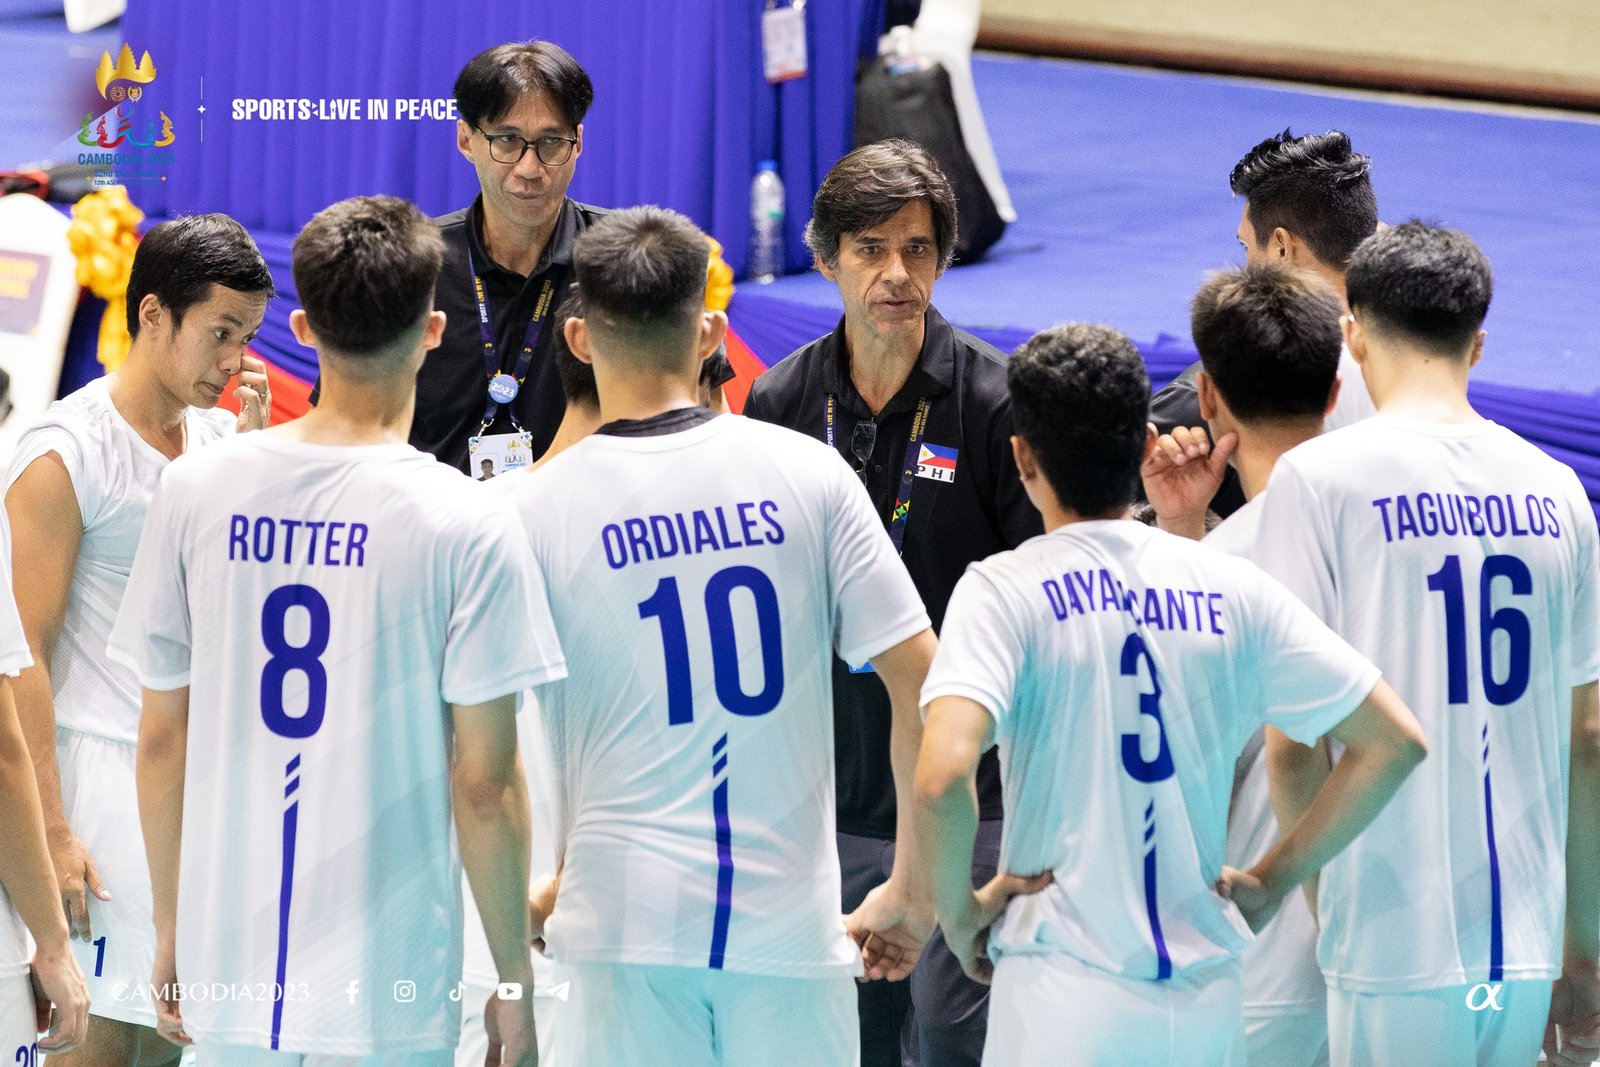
{"left": 757, "top": 53, "right": 1600, "bottom": 396}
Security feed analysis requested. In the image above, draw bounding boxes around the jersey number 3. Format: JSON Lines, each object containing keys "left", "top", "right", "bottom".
{"left": 639, "top": 565, "right": 784, "bottom": 725}
{"left": 1120, "top": 633, "right": 1174, "bottom": 783}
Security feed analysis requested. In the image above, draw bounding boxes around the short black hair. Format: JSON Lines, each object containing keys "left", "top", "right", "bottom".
{"left": 573, "top": 206, "right": 708, "bottom": 369}
{"left": 1008, "top": 324, "right": 1150, "bottom": 516}
{"left": 1191, "top": 264, "right": 1343, "bottom": 422}
{"left": 1345, "top": 221, "right": 1492, "bottom": 356}
{"left": 1230, "top": 129, "right": 1377, "bottom": 271}
{"left": 291, "top": 195, "right": 445, "bottom": 358}
{"left": 550, "top": 287, "right": 598, "bottom": 407}
{"left": 454, "top": 41, "right": 593, "bottom": 131}
{"left": 126, "top": 214, "right": 274, "bottom": 339}
{"left": 805, "top": 139, "right": 958, "bottom": 272}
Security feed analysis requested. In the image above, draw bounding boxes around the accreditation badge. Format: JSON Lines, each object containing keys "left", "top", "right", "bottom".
{"left": 761, "top": 3, "right": 808, "bottom": 83}
{"left": 468, "top": 430, "right": 535, "bottom": 481}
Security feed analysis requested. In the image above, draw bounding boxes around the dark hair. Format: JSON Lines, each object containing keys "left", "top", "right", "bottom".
{"left": 454, "top": 41, "right": 593, "bottom": 131}
{"left": 1190, "top": 264, "right": 1344, "bottom": 422}
{"left": 1230, "top": 130, "right": 1377, "bottom": 271}
{"left": 291, "top": 196, "right": 445, "bottom": 357}
{"left": 805, "top": 139, "right": 958, "bottom": 271}
{"left": 573, "top": 206, "right": 708, "bottom": 366}
{"left": 1008, "top": 324, "right": 1150, "bottom": 516}
{"left": 550, "top": 287, "right": 598, "bottom": 406}
{"left": 126, "top": 214, "right": 274, "bottom": 339}
{"left": 1345, "top": 221, "right": 1492, "bottom": 355}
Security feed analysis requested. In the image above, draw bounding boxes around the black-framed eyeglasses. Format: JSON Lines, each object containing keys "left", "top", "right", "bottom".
{"left": 850, "top": 419, "right": 877, "bottom": 480}
{"left": 475, "top": 126, "right": 579, "bottom": 167}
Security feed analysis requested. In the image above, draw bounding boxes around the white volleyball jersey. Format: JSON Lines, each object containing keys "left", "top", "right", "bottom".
{"left": 922, "top": 520, "right": 1379, "bottom": 982}
{"left": 106, "top": 432, "right": 567, "bottom": 1055}
{"left": 0, "top": 508, "right": 35, "bottom": 986}
{"left": 1252, "top": 417, "right": 1600, "bottom": 993}
{"left": 1208, "top": 495, "right": 1327, "bottom": 1017}
{"left": 6, "top": 375, "right": 233, "bottom": 745}
{"left": 503, "top": 411, "right": 929, "bottom": 978}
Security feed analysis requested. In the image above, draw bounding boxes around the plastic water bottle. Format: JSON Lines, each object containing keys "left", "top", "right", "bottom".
{"left": 749, "top": 161, "right": 785, "bottom": 284}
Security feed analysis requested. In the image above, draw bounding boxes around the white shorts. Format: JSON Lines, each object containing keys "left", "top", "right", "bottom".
{"left": 1327, "top": 980, "right": 1552, "bottom": 1067}
{"left": 56, "top": 726, "right": 156, "bottom": 1027}
{"left": 195, "top": 1046, "right": 448, "bottom": 1067}
{"left": 983, "top": 953, "right": 1244, "bottom": 1067}
{"left": 546, "top": 962, "right": 856, "bottom": 1067}
{"left": 1245, "top": 1007, "right": 1328, "bottom": 1067}
{"left": 1, "top": 968, "right": 37, "bottom": 1061}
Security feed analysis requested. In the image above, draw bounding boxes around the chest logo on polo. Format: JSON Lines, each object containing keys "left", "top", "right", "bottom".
{"left": 915, "top": 443, "right": 958, "bottom": 483}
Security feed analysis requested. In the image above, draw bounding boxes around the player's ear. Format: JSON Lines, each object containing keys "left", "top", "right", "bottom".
{"left": 456, "top": 119, "right": 475, "bottom": 162}
{"left": 1323, "top": 372, "right": 1343, "bottom": 419}
{"left": 1196, "top": 370, "right": 1218, "bottom": 422}
{"left": 698, "top": 310, "right": 728, "bottom": 360}
{"left": 138, "top": 292, "right": 167, "bottom": 339}
{"left": 1011, "top": 434, "right": 1037, "bottom": 481}
{"left": 421, "top": 310, "right": 447, "bottom": 352}
{"left": 565, "top": 316, "right": 594, "bottom": 365}
{"left": 815, "top": 253, "right": 837, "bottom": 282}
{"left": 1341, "top": 313, "right": 1366, "bottom": 366}
{"left": 288, "top": 308, "right": 316, "bottom": 349}
{"left": 1144, "top": 422, "right": 1158, "bottom": 459}
{"left": 1270, "top": 226, "right": 1295, "bottom": 262}
{"left": 1467, "top": 329, "right": 1486, "bottom": 369}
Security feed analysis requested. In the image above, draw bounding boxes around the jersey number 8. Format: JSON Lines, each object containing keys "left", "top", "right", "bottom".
{"left": 259, "top": 584, "right": 332, "bottom": 739}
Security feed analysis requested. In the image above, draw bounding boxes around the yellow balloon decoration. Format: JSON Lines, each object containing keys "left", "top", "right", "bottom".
{"left": 705, "top": 236, "right": 734, "bottom": 313}
{"left": 66, "top": 187, "right": 144, "bottom": 373}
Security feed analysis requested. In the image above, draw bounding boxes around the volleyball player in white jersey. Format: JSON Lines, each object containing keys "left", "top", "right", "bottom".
{"left": 501, "top": 206, "right": 938, "bottom": 1067}
{"left": 914, "top": 323, "right": 1427, "bottom": 1066}
{"left": 1249, "top": 222, "right": 1600, "bottom": 1067}
{"left": 1142, "top": 264, "right": 1349, "bottom": 1066}
{"left": 0, "top": 507, "right": 90, "bottom": 1059}
{"left": 108, "top": 196, "right": 564, "bottom": 1066}
{"left": 4, "top": 213, "right": 273, "bottom": 1066}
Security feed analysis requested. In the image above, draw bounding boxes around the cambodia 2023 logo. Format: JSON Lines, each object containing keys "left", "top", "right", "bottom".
{"left": 76, "top": 44, "right": 175, "bottom": 186}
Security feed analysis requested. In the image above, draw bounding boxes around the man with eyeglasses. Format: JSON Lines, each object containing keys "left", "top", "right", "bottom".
{"left": 742, "top": 139, "right": 1040, "bottom": 1067}
{"left": 347, "top": 40, "right": 605, "bottom": 473}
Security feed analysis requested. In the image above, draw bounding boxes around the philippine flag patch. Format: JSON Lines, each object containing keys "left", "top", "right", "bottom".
{"left": 916, "top": 443, "right": 958, "bottom": 483}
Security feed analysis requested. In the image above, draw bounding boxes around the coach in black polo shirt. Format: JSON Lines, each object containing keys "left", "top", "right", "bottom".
{"left": 420, "top": 40, "right": 605, "bottom": 470}
{"left": 743, "top": 140, "right": 1039, "bottom": 1067}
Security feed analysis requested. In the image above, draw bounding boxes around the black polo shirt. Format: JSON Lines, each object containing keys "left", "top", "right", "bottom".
{"left": 743, "top": 306, "right": 1041, "bottom": 838}
{"left": 419, "top": 196, "right": 607, "bottom": 471}
{"left": 1148, "top": 361, "right": 1245, "bottom": 518}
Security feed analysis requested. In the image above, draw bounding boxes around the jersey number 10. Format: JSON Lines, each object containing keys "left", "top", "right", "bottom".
{"left": 639, "top": 565, "right": 785, "bottom": 725}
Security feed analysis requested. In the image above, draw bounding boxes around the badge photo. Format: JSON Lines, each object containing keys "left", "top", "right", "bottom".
{"left": 469, "top": 430, "right": 535, "bottom": 481}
